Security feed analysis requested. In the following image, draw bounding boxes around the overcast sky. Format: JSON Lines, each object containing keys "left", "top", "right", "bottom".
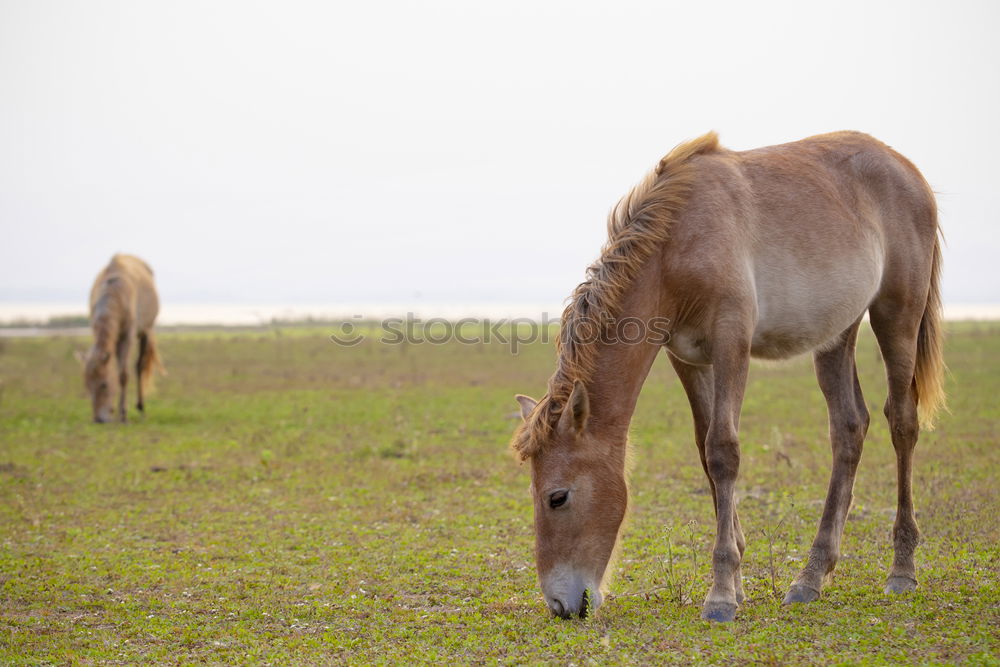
{"left": 1, "top": 0, "right": 998, "bottom": 310}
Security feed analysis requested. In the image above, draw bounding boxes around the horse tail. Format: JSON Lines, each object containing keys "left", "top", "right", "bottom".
{"left": 915, "top": 233, "right": 946, "bottom": 430}
{"left": 139, "top": 330, "right": 165, "bottom": 395}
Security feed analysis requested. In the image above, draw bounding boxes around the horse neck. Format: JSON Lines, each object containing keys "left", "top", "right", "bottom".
{"left": 91, "top": 298, "right": 122, "bottom": 353}
{"left": 579, "top": 269, "right": 664, "bottom": 442}
{"left": 584, "top": 340, "right": 661, "bottom": 444}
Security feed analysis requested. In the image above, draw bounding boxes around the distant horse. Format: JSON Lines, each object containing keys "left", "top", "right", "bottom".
{"left": 511, "top": 132, "right": 944, "bottom": 622}
{"left": 80, "top": 254, "right": 163, "bottom": 423}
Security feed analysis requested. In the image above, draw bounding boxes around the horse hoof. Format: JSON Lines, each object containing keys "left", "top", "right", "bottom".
{"left": 701, "top": 602, "right": 737, "bottom": 623}
{"left": 884, "top": 576, "right": 917, "bottom": 594}
{"left": 783, "top": 584, "right": 820, "bottom": 605}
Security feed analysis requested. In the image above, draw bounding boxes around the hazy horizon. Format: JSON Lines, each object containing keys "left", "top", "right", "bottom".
{"left": 3, "top": 300, "right": 1000, "bottom": 329}
{"left": 3, "top": 1, "right": 999, "bottom": 307}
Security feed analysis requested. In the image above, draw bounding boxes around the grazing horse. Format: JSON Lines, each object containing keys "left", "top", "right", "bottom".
{"left": 81, "top": 254, "right": 163, "bottom": 423}
{"left": 511, "top": 131, "right": 945, "bottom": 622}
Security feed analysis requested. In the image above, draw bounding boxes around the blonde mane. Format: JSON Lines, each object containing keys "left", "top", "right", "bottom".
{"left": 511, "top": 132, "right": 720, "bottom": 461}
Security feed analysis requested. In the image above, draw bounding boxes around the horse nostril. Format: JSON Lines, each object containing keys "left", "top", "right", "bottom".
{"left": 550, "top": 598, "right": 567, "bottom": 618}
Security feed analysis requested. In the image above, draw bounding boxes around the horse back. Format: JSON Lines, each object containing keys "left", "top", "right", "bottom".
{"left": 89, "top": 254, "right": 159, "bottom": 333}
{"left": 663, "top": 132, "right": 935, "bottom": 360}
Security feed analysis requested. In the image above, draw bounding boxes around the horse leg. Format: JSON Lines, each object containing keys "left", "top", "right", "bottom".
{"left": 870, "top": 305, "right": 923, "bottom": 594}
{"left": 700, "top": 334, "right": 750, "bottom": 622}
{"left": 116, "top": 334, "right": 131, "bottom": 423}
{"left": 732, "top": 510, "right": 747, "bottom": 605}
{"left": 669, "top": 354, "right": 746, "bottom": 604}
{"left": 785, "top": 320, "right": 869, "bottom": 603}
{"left": 136, "top": 332, "right": 148, "bottom": 413}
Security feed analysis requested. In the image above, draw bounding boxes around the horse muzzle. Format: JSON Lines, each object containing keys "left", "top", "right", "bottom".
{"left": 541, "top": 566, "right": 603, "bottom": 619}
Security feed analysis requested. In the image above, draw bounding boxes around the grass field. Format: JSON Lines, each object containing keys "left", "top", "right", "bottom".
{"left": 1, "top": 322, "right": 997, "bottom": 664}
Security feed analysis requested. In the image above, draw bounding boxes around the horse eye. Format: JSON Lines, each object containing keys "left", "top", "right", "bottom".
{"left": 549, "top": 490, "right": 569, "bottom": 509}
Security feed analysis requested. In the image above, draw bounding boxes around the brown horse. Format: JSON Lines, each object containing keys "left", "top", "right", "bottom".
{"left": 80, "top": 254, "right": 163, "bottom": 423}
{"left": 511, "top": 131, "right": 945, "bottom": 622}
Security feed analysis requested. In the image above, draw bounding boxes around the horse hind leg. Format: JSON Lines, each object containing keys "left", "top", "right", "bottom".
{"left": 869, "top": 304, "right": 923, "bottom": 594}
{"left": 785, "top": 319, "right": 869, "bottom": 604}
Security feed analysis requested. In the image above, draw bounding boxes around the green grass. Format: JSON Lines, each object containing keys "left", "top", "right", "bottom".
{"left": 0, "top": 323, "right": 998, "bottom": 664}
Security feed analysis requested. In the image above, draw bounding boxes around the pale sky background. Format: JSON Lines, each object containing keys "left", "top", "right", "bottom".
{"left": 1, "top": 0, "right": 998, "bottom": 315}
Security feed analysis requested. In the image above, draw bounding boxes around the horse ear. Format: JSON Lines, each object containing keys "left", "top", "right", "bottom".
{"left": 515, "top": 395, "right": 538, "bottom": 421}
{"left": 559, "top": 380, "right": 589, "bottom": 434}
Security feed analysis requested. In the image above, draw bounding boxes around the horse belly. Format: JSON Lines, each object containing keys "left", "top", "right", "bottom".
{"left": 749, "top": 241, "right": 883, "bottom": 359}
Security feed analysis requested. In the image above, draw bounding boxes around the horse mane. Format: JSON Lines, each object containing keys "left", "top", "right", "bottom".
{"left": 511, "top": 132, "right": 721, "bottom": 461}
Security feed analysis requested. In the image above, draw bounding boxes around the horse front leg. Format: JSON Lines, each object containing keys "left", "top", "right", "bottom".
{"left": 701, "top": 336, "right": 750, "bottom": 622}
{"left": 115, "top": 334, "right": 131, "bottom": 423}
{"left": 669, "top": 354, "right": 746, "bottom": 605}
